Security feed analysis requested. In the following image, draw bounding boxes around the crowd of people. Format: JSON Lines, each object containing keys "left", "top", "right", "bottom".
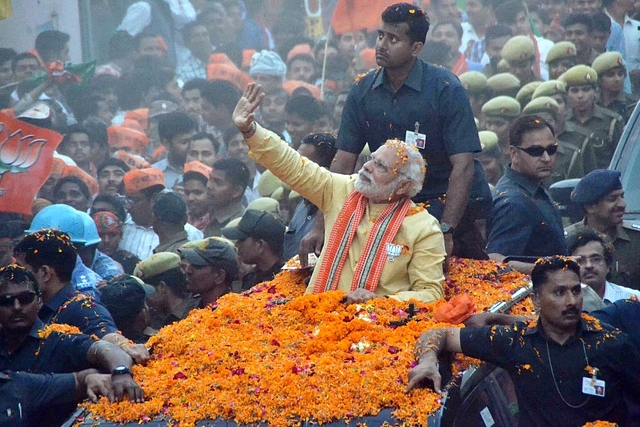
{"left": 1, "top": 0, "right": 640, "bottom": 425}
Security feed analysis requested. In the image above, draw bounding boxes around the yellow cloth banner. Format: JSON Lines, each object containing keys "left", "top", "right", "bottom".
{"left": 0, "top": 0, "right": 12, "bottom": 20}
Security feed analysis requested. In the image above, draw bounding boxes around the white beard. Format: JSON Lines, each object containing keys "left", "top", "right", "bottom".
{"left": 354, "top": 170, "right": 398, "bottom": 202}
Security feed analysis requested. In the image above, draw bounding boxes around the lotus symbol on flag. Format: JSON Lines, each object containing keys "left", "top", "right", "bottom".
{"left": 0, "top": 124, "right": 46, "bottom": 177}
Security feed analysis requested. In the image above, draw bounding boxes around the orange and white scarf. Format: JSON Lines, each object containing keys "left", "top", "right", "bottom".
{"left": 313, "top": 191, "right": 412, "bottom": 294}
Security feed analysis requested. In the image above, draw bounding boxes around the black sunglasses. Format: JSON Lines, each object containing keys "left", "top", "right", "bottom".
{"left": 515, "top": 143, "right": 559, "bottom": 157}
{"left": 0, "top": 291, "right": 38, "bottom": 307}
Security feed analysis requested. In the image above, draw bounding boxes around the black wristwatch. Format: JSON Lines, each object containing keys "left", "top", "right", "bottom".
{"left": 440, "top": 222, "right": 455, "bottom": 234}
{"left": 112, "top": 365, "right": 132, "bottom": 376}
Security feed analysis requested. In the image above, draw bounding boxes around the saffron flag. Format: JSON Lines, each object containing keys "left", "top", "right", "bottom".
{"left": 0, "top": 113, "right": 62, "bottom": 215}
{"left": 330, "top": 0, "right": 398, "bottom": 35}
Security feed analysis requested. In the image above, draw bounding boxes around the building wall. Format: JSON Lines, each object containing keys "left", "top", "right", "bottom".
{"left": 0, "top": 0, "right": 82, "bottom": 63}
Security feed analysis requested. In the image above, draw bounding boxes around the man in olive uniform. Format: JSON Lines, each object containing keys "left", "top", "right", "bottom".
{"left": 485, "top": 72, "right": 521, "bottom": 98}
{"left": 545, "top": 41, "right": 577, "bottom": 80}
{"left": 515, "top": 81, "right": 542, "bottom": 109}
{"left": 459, "top": 71, "right": 488, "bottom": 118}
{"left": 502, "top": 35, "right": 540, "bottom": 87}
{"left": 522, "top": 96, "right": 585, "bottom": 184}
{"left": 561, "top": 64, "right": 624, "bottom": 170}
{"left": 476, "top": 130, "right": 503, "bottom": 188}
{"left": 592, "top": 52, "right": 637, "bottom": 124}
{"left": 566, "top": 169, "right": 640, "bottom": 290}
{"left": 480, "top": 95, "right": 521, "bottom": 162}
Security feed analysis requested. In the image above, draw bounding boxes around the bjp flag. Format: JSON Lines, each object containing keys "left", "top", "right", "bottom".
{"left": 0, "top": 113, "right": 62, "bottom": 215}
{"left": 330, "top": 0, "right": 397, "bottom": 34}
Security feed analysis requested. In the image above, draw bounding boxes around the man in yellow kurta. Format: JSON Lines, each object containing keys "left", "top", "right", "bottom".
{"left": 233, "top": 83, "right": 445, "bottom": 303}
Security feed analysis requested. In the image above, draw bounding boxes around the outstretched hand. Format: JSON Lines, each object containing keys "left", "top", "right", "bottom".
{"left": 233, "top": 83, "right": 265, "bottom": 133}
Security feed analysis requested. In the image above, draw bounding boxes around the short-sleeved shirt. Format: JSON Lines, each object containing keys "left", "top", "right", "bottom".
{"left": 39, "top": 284, "right": 119, "bottom": 338}
{"left": 460, "top": 317, "right": 640, "bottom": 426}
{"left": 337, "top": 59, "right": 481, "bottom": 202}
{"left": 0, "top": 319, "right": 95, "bottom": 373}
{"left": 487, "top": 166, "right": 567, "bottom": 257}
{"left": 0, "top": 371, "right": 77, "bottom": 427}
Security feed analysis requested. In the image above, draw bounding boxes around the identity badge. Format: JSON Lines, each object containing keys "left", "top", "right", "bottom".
{"left": 582, "top": 377, "right": 606, "bottom": 397}
{"left": 405, "top": 121, "right": 426, "bottom": 149}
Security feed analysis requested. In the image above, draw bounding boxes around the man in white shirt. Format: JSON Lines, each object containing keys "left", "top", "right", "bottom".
{"left": 568, "top": 228, "right": 640, "bottom": 303}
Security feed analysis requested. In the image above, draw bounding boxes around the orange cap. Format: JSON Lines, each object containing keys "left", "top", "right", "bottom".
{"left": 183, "top": 160, "right": 212, "bottom": 180}
{"left": 209, "top": 52, "right": 236, "bottom": 67}
{"left": 49, "top": 158, "right": 67, "bottom": 179}
{"left": 283, "top": 80, "right": 321, "bottom": 100}
{"left": 242, "top": 49, "right": 257, "bottom": 70}
{"left": 287, "top": 44, "right": 314, "bottom": 62}
{"left": 107, "top": 125, "right": 149, "bottom": 155}
{"left": 123, "top": 168, "right": 165, "bottom": 194}
{"left": 207, "top": 63, "right": 253, "bottom": 92}
{"left": 124, "top": 109, "right": 149, "bottom": 132}
{"left": 151, "top": 145, "right": 166, "bottom": 162}
{"left": 115, "top": 150, "right": 152, "bottom": 170}
{"left": 62, "top": 165, "right": 99, "bottom": 196}
{"left": 357, "top": 48, "right": 376, "bottom": 69}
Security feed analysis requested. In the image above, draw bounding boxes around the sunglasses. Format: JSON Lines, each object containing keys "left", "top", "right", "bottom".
{"left": 0, "top": 291, "right": 38, "bottom": 307}
{"left": 515, "top": 143, "right": 559, "bottom": 157}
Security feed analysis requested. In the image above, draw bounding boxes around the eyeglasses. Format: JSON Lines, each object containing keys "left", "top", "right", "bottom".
{"left": 0, "top": 292, "right": 38, "bottom": 307}
{"left": 514, "top": 143, "right": 559, "bottom": 157}
{"left": 576, "top": 255, "right": 606, "bottom": 266}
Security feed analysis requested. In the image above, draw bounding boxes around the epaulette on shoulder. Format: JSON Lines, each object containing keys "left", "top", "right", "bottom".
{"left": 353, "top": 67, "right": 380, "bottom": 85}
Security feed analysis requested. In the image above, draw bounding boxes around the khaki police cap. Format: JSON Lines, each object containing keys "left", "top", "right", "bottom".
{"left": 133, "top": 252, "right": 181, "bottom": 280}
{"left": 459, "top": 71, "right": 487, "bottom": 94}
{"left": 591, "top": 51, "right": 625, "bottom": 76}
{"left": 486, "top": 73, "right": 521, "bottom": 94}
{"left": 478, "top": 130, "right": 499, "bottom": 151}
{"left": 481, "top": 96, "right": 521, "bottom": 118}
{"left": 545, "top": 41, "right": 577, "bottom": 64}
{"left": 502, "top": 35, "right": 535, "bottom": 64}
{"left": 257, "top": 170, "right": 283, "bottom": 198}
{"left": 560, "top": 65, "right": 598, "bottom": 87}
{"left": 497, "top": 59, "right": 509, "bottom": 72}
{"left": 532, "top": 80, "right": 566, "bottom": 99}
{"left": 516, "top": 81, "right": 543, "bottom": 107}
{"left": 246, "top": 197, "right": 280, "bottom": 214}
{"left": 523, "top": 96, "right": 560, "bottom": 119}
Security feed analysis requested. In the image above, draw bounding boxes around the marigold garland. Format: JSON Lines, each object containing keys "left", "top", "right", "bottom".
{"left": 80, "top": 258, "right": 534, "bottom": 426}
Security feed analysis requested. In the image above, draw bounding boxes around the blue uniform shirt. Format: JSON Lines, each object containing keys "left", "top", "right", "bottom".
{"left": 336, "top": 59, "right": 481, "bottom": 202}
{"left": 487, "top": 166, "right": 567, "bottom": 257}
{"left": 39, "top": 284, "right": 119, "bottom": 338}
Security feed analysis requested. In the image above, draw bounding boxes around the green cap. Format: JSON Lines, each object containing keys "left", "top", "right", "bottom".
{"left": 523, "top": 96, "right": 560, "bottom": 119}
{"left": 478, "top": 130, "right": 501, "bottom": 158}
{"left": 516, "top": 81, "right": 543, "bottom": 107}
{"left": 497, "top": 59, "right": 510, "bottom": 72}
{"left": 134, "top": 252, "right": 181, "bottom": 280}
{"left": 532, "top": 80, "right": 566, "bottom": 99}
{"left": 591, "top": 51, "right": 626, "bottom": 76}
{"left": 486, "top": 73, "right": 521, "bottom": 97}
{"left": 545, "top": 41, "right": 577, "bottom": 65}
{"left": 502, "top": 35, "right": 535, "bottom": 64}
{"left": 246, "top": 197, "right": 280, "bottom": 214}
{"left": 560, "top": 64, "right": 597, "bottom": 87}
{"left": 481, "top": 95, "right": 521, "bottom": 118}
{"left": 178, "top": 237, "right": 238, "bottom": 266}
{"left": 459, "top": 71, "right": 487, "bottom": 95}
{"left": 257, "top": 170, "right": 283, "bottom": 199}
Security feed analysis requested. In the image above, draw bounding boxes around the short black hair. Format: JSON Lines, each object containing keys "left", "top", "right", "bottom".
{"left": 61, "top": 124, "right": 89, "bottom": 146}
{"left": 182, "top": 77, "right": 209, "bottom": 95}
{"left": 97, "top": 157, "right": 130, "bottom": 177}
{"left": 35, "top": 30, "right": 70, "bottom": 63}
{"left": 563, "top": 13, "right": 593, "bottom": 33}
{"left": 53, "top": 176, "right": 91, "bottom": 201}
{"left": 12, "top": 52, "right": 39, "bottom": 73}
{"left": 108, "top": 31, "right": 135, "bottom": 61}
{"left": 284, "top": 95, "right": 322, "bottom": 122}
{"left": 495, "top": 0, "right": 526, "bottom": 26}
{"left": 14, "top": 229, "right": 77, "bottom": 283}
{"left": 432, "top": 20, "right": 463, "bottom": 40}
{"left": 0, "top": 264, "right": 41, "bottom": 296}
{"left": 381, "top": 3, "right": 430, "bottom": 43}
{"left": 591, "top": 12, "right": 612, "bottom": 33}
{"left": 212, "top": 158, "right": 250, "bottom": 191}
{"left": 183, "top": 171, "right": 209, "bottom": 186}
{"left": 222, "top": 126, "right": 242, "bottom": 149}
{"left": 201, "top": 80, "right": 242, "bottom": 112}
{"left": 528, "top": 5, "right": 551, "bottom": 26}
{"left": 485, "top": 25, "right": 513, "bottom": 43}
{"left": 91, "top": 193, "right": 127, "bottom": 223}
{"left": 158, "top": 111, "right": 197, "bottom": 143}
{"left": 566, "top": 228, "right": 614, "bottom": 266}
{"left": 152, "top": 191, "right": 187, "bottom": 225}
{"left": 531, "top": 256, "right": 581, "bottom": 290}
{"left": 509, "top": 114, "right": 555, "bottom": 147}
{"left": 301, "top": 133, "right": 337, "bottom": 168}
{"left": 82, "top": 117, "right": 109, "bottom": 149}
{"left": 182, "top": 20, "right": 207, "bottom": 43}
{"left": 0, "top": 48, "right": 17, "bottom": 66}
{"left": 144, "top": 267, "right": 188, "bottom": 298}
{"left": 190, "top": 132, "right": 220, "bottom": 154}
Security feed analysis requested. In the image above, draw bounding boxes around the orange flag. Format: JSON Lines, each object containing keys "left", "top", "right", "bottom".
{"left": 330, "top": 0, "right": 397, "bottom": 34}
{"left": 0, "top": 113, "right": 62, "bottom": 215}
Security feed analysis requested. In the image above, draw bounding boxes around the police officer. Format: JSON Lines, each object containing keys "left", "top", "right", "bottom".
{"left": 459, "top": 71, "right": 488, "bottom": 118}
{"left": 486, "top": 72, "right": 521, "bottom": 98}
{"left": 592, "top": 51, "right": 637, "bottom": 123}
{"left": 481, "top": 95, "right": 521, "bottom": 161}
{"left": 545, "top": 41, "right": 577, "bottom": 80}
{"left": 516, "top": 81, "right": 543, "bottom": 108}
{"left": 502, "top": 35, "right": 540, "bottom": 86}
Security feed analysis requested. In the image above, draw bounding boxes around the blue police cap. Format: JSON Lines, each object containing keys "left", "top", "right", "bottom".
{"left": 570, "top": 169, "right": 622, "bottom": 205}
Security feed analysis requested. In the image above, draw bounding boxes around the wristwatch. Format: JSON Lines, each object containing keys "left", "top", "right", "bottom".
{"left": 111, "top": 365, "right": 132, "bottom": 376}
{"left": 440, "top": 222, "right": 455, "bottom": 234}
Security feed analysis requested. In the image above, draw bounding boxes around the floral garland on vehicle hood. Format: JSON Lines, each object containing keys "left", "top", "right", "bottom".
{"left": 80, "top": 257, "right": 534, "bottom": 426}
